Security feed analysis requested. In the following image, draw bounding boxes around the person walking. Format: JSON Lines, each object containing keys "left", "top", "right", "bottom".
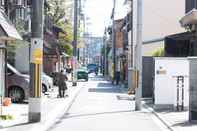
{"left": 57, "top": 70, "right": 68, "bottom": 98}
{"left": 116, "top": 58, "right": 121, "bottom": 85}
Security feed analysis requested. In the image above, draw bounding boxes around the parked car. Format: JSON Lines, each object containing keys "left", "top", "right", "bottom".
{"left": 42, "top": 72, "right": 53, "bottom": 93}
{"left": 7, "top": 64, "right": 53, "bottom": 102}
{"left": 77, "top": 67, "right": 88, "bottom": 81}
{"left": 51, "top": 72, "right": 59, "bottom": 86}
{"left": 87, "top": 64, "right": 98, "bottom": 75}
{"left": 7, "top": 64, "right": 29, "bottom": 102}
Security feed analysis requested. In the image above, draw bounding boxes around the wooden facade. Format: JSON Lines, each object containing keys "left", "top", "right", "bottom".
{"left": 115, "top": 19, "right": 124, "bottom": 49}
{"left": 164, "top": 32, "right": 197, "bottom": 57}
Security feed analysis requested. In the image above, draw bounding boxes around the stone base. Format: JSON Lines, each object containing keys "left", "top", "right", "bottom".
{"left": 28, "top": 112, "right": 41, "bottom": 123}
{"left": 154, "top": 104, "right": 188, "bottom": 111}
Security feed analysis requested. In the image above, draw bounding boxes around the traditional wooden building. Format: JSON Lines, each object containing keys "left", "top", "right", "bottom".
{"left": 0, "top": 0, "right": 23, "bottom": 97}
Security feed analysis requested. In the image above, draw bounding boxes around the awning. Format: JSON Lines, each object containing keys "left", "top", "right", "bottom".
{"left": 165, "top": 32, "right": 194, "bottom": 41}
{"left": 164, "top": 32, "right": 192, "bottom": 57}
{"left": 0, "top": 9, "right": 22, "bottom": 41}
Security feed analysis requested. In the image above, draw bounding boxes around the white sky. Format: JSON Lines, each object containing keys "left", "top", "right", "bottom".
{"left": 84, "top": 0, "right": 127, "bottom": 37}
{"left": 84, "top": 0, "right": 113, "bottom": 37}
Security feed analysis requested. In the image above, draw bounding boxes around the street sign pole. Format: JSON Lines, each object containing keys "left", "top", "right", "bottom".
{"left": 72, "top": 0, "right": 78, "bottom": 86}
{"left": 29, "top": 0, "right": 44, "bottom": 122}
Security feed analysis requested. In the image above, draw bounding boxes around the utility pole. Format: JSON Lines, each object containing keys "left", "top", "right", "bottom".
{"left": 128, "top": 6, "right": 133, "bottom": 97}
{"left": 72, "top": 0, "right": 78, "bottom": 86}
{"left": 78, "top": 0, "right": 82, "bottom": 62}
{"left": 135, "top": 0, "right": 143, "bottom": 111}
{"left": 29, "top": 0, "right": 44, "bottom": 122}
{"left": 112, "top": 0, "right": 116, "bottom": 84}
{"left": 83, "top": 14, "right": 86, "bottom": 65}
{"left": 104, "top": 29, "right": 107, "bottom": 77}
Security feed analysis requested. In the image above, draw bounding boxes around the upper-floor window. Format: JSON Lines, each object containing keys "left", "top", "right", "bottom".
{"left": 16, "top": 8, "right": 25, "bottom": 20}
{"left": 14, "top": 0, "right": 22, "bottom": 5}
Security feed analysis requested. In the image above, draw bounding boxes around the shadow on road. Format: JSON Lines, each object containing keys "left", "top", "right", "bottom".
{"left": 97, "top": 82, "right": 113, "bottom": 87}
{"left": 47, "top": 110, "right": 134, "bottom": 131}
{"left": 172, "top": 120, "right": 196, "bottom": 127}
{"left": 88, "top": 87, "right": 121, "bottom": 93}
{"left": 88, "top": 74, "right": 106, "bottom": 81}
{"left": 88, "top": 81, "right": 126, "bottom": 94}
{"left": 60, "top": 110, "right": 134, "bottom": 120}
{"left": 0, "top": 122, "right": 36, "bottom": 129}
{"left": 116, "top": 95, "right": 134, "bottom": 101}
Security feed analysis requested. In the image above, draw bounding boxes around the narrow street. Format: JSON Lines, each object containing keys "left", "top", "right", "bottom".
{"left": 0, "top": 0, "right": 196, "bottom": 131}
{"left": 48, "top": 75, "right": 162, "bottom": 131}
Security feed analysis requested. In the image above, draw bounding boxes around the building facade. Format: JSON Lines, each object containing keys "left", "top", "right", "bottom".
{"left": 0, "top": 0, "right": 23, "bottom": 97}
{"left": 141, "top": 0, "right": 185, "bottom": 56}
{"left": 13, "top": 1, "right": 65, "bottom": 75}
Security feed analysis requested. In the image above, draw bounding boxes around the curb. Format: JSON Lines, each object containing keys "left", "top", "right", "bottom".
{"left": 30, "top": 83, "right": 85, "bottom": 131}
{"left": 142, "top": 101, "right": 175, "bottom": 131}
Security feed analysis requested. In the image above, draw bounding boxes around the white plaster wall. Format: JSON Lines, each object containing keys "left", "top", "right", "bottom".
{"left": 137, "top": 0, "right": 185, "bottom": 56}
{"left": 154, "top": 58, "right": 189, "bottom": 107}
{"left": 143, "top": 0, "right": 185, "bottom": 41}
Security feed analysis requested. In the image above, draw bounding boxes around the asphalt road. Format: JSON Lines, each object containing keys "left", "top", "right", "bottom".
{"left": 48, "top": 75, "right": 163, "bottom": 131}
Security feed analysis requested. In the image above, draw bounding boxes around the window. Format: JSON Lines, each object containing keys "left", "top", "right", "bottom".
{"left": 15, "top": 8, "right": 25, "bottom": 20}
{"left": 7, "top": 68, "right": 14, "bottom": 75}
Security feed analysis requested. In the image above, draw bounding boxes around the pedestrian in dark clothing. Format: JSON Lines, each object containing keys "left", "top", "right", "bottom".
{"left": 57, "top": 70, "right": 68, "bottom": 98}
{"left": 116, "top": 59, "right": 121, "bottom": 85}
{"left": 116, "top": 71, "right": 120, "bottom": 85}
